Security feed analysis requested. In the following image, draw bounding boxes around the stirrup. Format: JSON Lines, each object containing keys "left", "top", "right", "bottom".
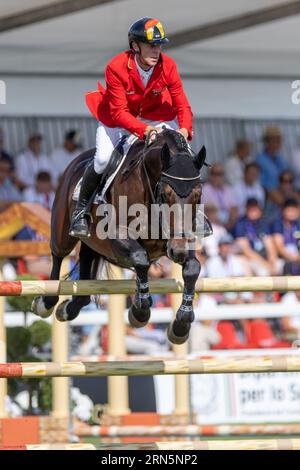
{"left": 69, "top": 210, "right": 91, "bottom": 238}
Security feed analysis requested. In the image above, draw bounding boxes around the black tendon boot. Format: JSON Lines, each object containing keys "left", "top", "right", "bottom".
{"left": 69, "top": 162, "right": 102, "bottom": 238}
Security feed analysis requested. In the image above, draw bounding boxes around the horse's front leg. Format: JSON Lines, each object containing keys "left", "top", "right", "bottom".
{"left": 128, "top": 247, "right": 152, "bottom": 328}
{"left": 168, "top": 255, "right": 201, "bottom": 345}
{"left": 111, "top": 238, "right": 152, "bottom": 328}
{"left": 32, "top": 254, "right": 62, "bottom": 318}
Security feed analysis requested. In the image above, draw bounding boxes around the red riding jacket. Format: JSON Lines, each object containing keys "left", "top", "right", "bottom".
{"left": 86, "top": 51, "right": 193, "bottom": 140}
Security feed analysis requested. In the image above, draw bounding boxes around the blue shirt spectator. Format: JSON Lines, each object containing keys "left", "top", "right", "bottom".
{"left": 234, "top": 198, "right": 275, "bottom": 276}
{"left": 256, "top": 127, "right": 288, "bottom": 192}
{"left": 271, "top": 198, "right": 300, "bottom": 275}
{"left": 235, "top": 213, "right": 271, "bottom": 253}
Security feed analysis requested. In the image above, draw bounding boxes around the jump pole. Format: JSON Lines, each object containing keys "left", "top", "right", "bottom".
{"left": 2, "top": 275, "right": 300, "bottom": 296}
{"left": 107, "top": 265, "right": 130, "bottom": 416}
{"left": 51, "top": 257, "right": 70, "bottom": 420}
{"left": 0, "top": 261, "right": 7, "bottom": 417}
{"left": 2, "top": 439, "right": 300, "bottom": 450}
{"left": 171, "top": 262, "right": 189, "bottom": 417}
{"left": 2, "top": 355, "right": 300, "bottom": 377}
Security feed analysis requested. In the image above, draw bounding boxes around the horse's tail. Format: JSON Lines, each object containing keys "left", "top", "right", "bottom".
{"left": 92, "top": 256, "right": 126, "bottom": 280}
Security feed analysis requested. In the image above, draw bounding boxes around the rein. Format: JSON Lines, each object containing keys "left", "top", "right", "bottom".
{"left": 141, "top": 131, "right": 200, "bottom": 240}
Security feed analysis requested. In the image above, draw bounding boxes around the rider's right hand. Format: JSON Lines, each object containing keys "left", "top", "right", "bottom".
{"left": 144, "top": 126, "right": 161, "bottom": 144}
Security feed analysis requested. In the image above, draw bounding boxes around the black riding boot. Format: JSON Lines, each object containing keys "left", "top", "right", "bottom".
{"left": 69, "top": 162, "right": 102, "bottom": 238}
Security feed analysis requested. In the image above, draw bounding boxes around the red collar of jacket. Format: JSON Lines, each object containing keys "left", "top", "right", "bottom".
{"left": 126, "top": 51, "right": 163, "bottom": 93}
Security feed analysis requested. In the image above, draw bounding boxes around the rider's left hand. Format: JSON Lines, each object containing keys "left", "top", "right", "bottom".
{"left": 177, "top": 128, "right": 189, "bottom": 140}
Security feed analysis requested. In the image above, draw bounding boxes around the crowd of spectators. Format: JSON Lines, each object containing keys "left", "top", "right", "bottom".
{"left": 2, "top": 125, "right": 300, "bottom": 355}
{"left": 0, "top": 128, "right": 82, "bottom": 208}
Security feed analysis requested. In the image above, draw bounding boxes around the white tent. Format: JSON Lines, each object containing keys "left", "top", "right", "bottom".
{"left": 1, "top": 0, "right": 300, "bottom": 117}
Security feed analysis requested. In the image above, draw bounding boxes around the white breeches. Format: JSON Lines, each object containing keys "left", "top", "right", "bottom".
{"left": 93, "top": 119, "right": 178, "bottom": 174}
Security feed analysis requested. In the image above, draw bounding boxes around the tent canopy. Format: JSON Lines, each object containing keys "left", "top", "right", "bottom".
{"left": 0, "top": 0, "right": 300, "bottom": 77}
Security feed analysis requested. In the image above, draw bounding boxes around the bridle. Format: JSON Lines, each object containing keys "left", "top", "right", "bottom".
{"left": 141, "top": 131, "right": 201, "bottom": 240}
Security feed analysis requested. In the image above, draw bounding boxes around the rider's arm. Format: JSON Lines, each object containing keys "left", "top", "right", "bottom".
{"left": 167, "top": 59, "right": 193, "bottom": 140}
{"left": 105, "top": 65, "right": 148, "bottom": 139}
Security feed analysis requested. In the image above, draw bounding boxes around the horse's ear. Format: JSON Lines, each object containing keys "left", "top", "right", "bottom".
{"left": 194, "top": 145, "right": 206, "bottom": 171}
{"left": 161, "top": 143, "right": 172, "bottom": 170}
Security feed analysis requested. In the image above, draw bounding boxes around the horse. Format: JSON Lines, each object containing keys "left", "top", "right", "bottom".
{"left": 32, "top": 128, "right": 208, "bottom": 344}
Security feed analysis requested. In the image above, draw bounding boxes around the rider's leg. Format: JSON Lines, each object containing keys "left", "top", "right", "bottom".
{"left": 69, "top": 123, "right": 123, "bottom": 238}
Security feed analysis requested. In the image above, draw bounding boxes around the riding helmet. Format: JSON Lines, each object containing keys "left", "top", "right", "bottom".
{"left": 128, "top": 17, "right": 169, "bottom": 48}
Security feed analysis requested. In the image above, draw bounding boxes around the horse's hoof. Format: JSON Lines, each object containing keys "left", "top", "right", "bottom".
{"left": 55, "top": 300, "right": 71, "bottom": 322}
{"left": 167, "top": 322, "right": 190, "bottom": 345}
{"left": 31, "top": 296, "right": 54, "bottom": 319}
{"left": 128, "top": 304, "right": 150, "bottom": 328}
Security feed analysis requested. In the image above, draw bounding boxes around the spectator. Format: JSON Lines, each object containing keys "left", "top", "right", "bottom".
{"left": 23, "top": 171, "right": 55, "bottom": 210}
{"left": 205, "top": 233, "right": 252, "bottom": 304}
{"left": 0, "top": 128, "right": 14, "bottom": 170}
{"left": 51, "top": 130, "right": 82, "bottom": 185}
{"left": 16, "top": 133, "right": 51, "bottom": 189}
{"left": 125, "top": 325, "right": 169, "bottom": 354}
{"left": 290, "top": 138, "right": 300, "bottom": 191}
{"left": 189, "top": 320, "right": 220, "bottom": 351}
{"left": 225, "top": 139, "right": 252, "bottom": 186}
{"left": 256, "top": 127, "right": 288, "bottom": 193}
{"left": 234, "top": 198, "right": 277, "bottom": 276}
{"left": 0, "top": 158, "right": 22, "bottom": 202}
{"left": 201, "top": 204, "right": 228, "bottom": 257}
{"left": 281, "top": 291, "right": 300, "bottom": 341}
{"left": 233, "top": 162, "right": 265, "bottom": 216}
{"left": 272, "top": 198, "right": 300, "bottom": 275}
{"left": 268, "top": 170, "right": 300, "bottom": 207}
{"left": 264, "top": 170, "right": 300, "bottom": 225}
{"left": 202, "top": 164, "right": 238, "bottom": 231}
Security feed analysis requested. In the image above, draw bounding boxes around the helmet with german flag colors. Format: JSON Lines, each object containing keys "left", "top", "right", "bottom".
{"left": 128, "top": 17, "right": 169, "bottom": 47}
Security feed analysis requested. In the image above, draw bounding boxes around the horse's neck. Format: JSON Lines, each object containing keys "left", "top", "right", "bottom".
{"left": 144, "top": 146, "right": 162, "bottom": 181}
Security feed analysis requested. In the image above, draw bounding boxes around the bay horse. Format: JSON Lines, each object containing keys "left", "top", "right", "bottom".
{"left": 32, "top": 129, "right": 207, "bottom": 344}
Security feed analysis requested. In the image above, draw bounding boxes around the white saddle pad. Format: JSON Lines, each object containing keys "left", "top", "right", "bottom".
{"left": 72, "top": 135, "right": 138, "bottom": 204}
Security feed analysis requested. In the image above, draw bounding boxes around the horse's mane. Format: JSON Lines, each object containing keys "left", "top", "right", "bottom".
{"left": 162, "top": 128, "right": 190, "bottom": 154}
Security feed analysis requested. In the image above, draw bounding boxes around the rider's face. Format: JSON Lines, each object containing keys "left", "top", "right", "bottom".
{"left": 134, "top": 42, "right": 162, "bottom": 68}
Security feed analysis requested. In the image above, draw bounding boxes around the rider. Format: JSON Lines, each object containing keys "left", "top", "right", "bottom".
{"left": 69, "top": 17, "right": 193, "bottom": 238}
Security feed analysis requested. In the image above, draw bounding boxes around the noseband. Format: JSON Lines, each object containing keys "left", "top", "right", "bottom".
{"left": 141, "top": 143, "right": 201, "bottom": 240}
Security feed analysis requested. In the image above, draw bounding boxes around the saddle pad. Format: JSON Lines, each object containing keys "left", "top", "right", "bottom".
{"left": 72, "top": 134, "right": 138, "bottom": 203}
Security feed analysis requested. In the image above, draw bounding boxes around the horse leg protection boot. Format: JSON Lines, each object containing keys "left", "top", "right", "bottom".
{"left": 69, "top": 161, "right": 102, "bottom": 238}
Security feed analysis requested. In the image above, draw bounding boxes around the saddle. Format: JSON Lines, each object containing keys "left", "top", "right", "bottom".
{"left": 72, "top": 135, "right": 130, "bottom": 205}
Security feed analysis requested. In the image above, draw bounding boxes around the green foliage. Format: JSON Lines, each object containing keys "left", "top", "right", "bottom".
{"left": 7, "top": 318, "right": 53, "bottom": 414}
{"left": 6, "top": 274, "right": 39, "bottom": 313}
{"left": 7, "top": 327, "right": 31, "bottom": 360}
{"left": 28, "top": 321, "right": 51, "bottom": 348}
{"left": 38, "top": 379, "right": 52, "bottom": 411}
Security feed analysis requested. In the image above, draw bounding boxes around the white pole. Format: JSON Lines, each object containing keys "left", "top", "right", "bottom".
{"left": 107, "top": 265, "right": 130, "bottom": 416}
{"left": 171, "top": 262, "right": 190, "bottom": 416}
{"left": 52, "top": 257, "right": 70, "bottom": 419}
{"left": 0, "top": 260, "right": 7, "bottom": 417}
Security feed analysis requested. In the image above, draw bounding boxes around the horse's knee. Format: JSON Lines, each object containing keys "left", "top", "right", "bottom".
{"left": 130, "top": 250, "right": 150, "bottom": 271}
{"left": 183, "top": 257, "right": 201, "bottom": 283}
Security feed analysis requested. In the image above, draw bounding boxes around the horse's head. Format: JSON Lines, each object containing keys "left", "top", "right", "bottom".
{"left": 145, "top": 129, "right": 206, "bottom": 264}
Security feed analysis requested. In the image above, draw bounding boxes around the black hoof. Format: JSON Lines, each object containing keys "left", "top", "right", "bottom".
{"left": 167, "top": 321, "right": 191, "bottom": 345}
{"left": 31, "top": 296, "right": 55, "bottom": 318}
{"left": 128, "top": 303, "right": 151, "bottom": 328}
{"left": 55, "top": 300, "right": 70, "bottom": 322}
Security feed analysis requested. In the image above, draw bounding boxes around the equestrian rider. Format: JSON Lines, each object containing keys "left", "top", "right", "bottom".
{"left": 69, "top": 17, "right": 193, "bottom": 238}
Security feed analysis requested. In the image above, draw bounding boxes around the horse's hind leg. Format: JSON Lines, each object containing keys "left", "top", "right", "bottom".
{"left": 32, "top": 254, "right": 63, "bottom": 318}
{"left": 55, "top": 243, "right": 96, "bottom": 322}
